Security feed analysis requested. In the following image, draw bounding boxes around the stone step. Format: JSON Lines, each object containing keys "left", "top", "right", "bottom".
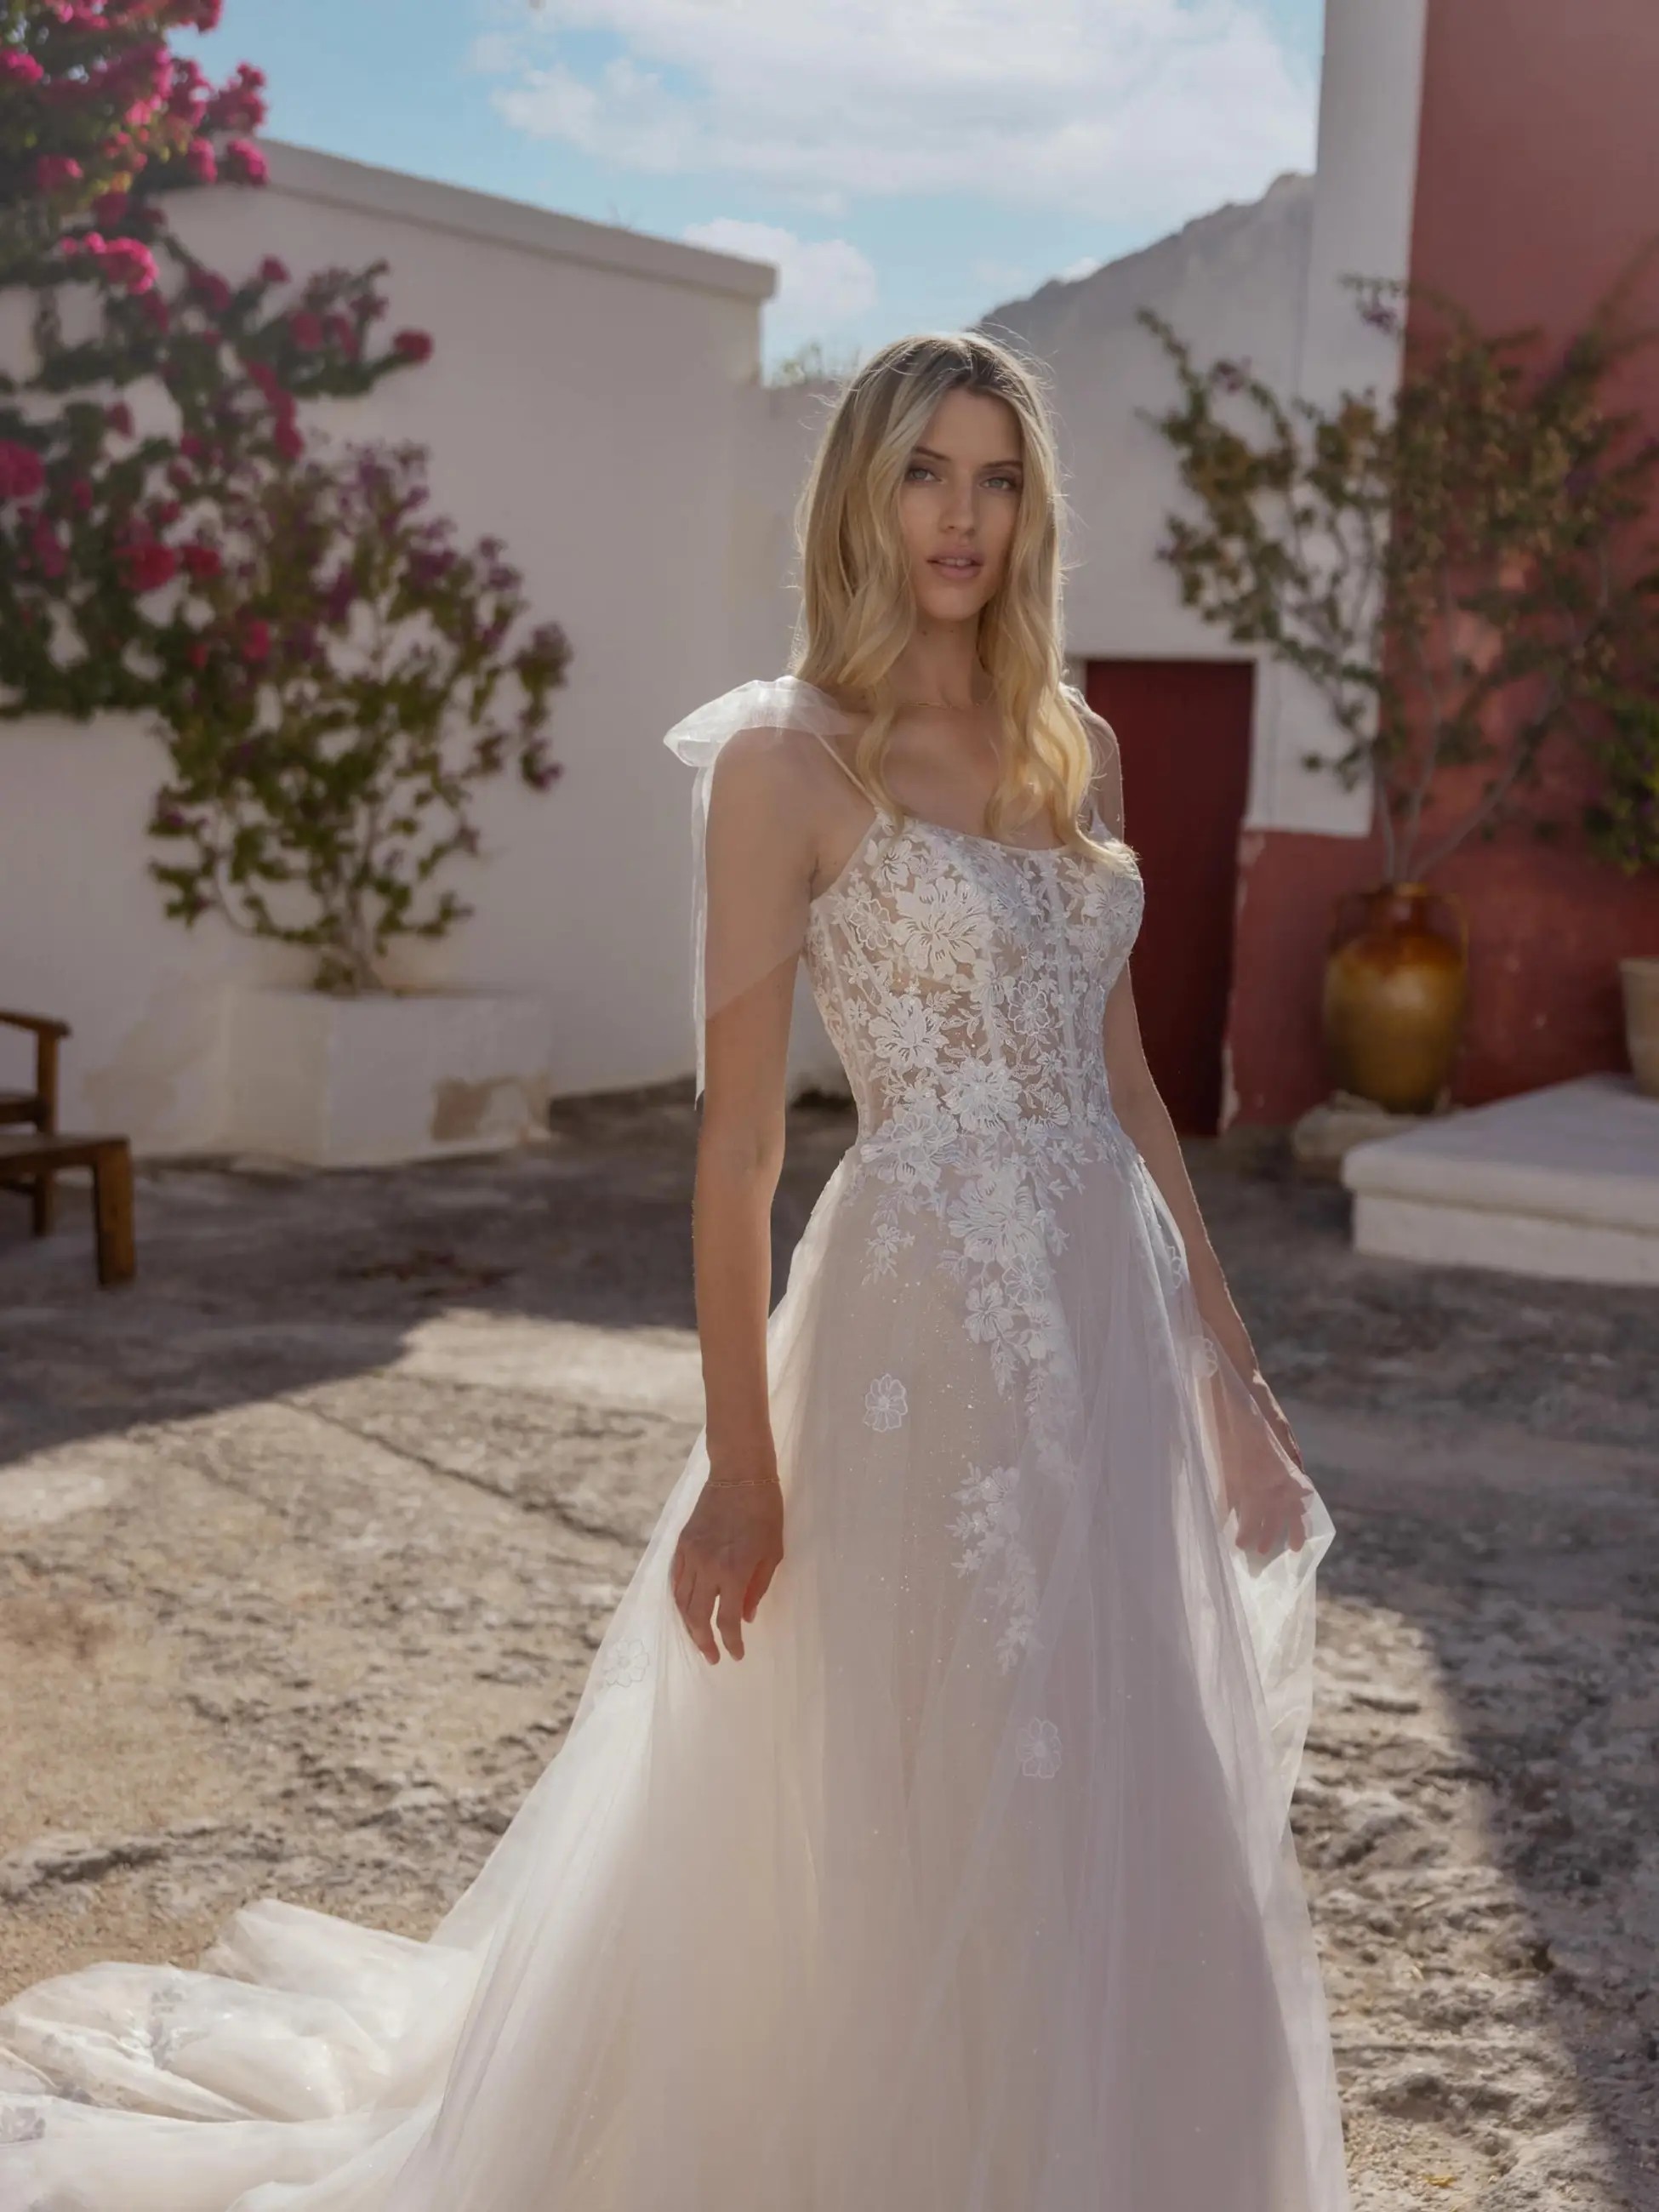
{"left": 1340, "top": 1072, "right": 1659, "bottom": 1286}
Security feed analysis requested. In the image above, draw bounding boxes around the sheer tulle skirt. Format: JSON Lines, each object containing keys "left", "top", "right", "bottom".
{"left": 0, "top": 1117, "right": 1349, "bottom": 2211}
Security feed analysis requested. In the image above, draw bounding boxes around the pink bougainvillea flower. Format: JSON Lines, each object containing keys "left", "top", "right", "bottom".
{"left": 288, "top": 309, "right": 325, "bottom": 351}
{"left": 67, "top": 476, "right": 94, "bottom": 513}
{"left": 0, "top": 52, "right": 45, "bottom": 87}
{"left": 37, "top": 154, "right": 85, "bottom": 195}
{"left": 272, "top": 417, "right": 305, "bottom": 461}
{"left": 185, "top": 139, "right": 217, "bottom": 185}
{"left": 258, "top": 254, "right": 289, "bottom": 286}
{"left": 206, "top": 62, "right": 265, "bottom": 135}
{"left": 181, "top": 541, "right": 222, "bottom": 581}
{"left": 105, "top": 401, "right": 135, "bottom": 437}
{"left": 120, "top": 541, "right": 180, "bottom": 593}
{"left": 392, "top": 328, "right": 434, "bottom": 363}
{"left": 31, "top": 522, "right": 67, "bottom": 581}
{"left": 102, "top": 237, "right": 158, "bottom": 293}
{"left": 187, "top": 268, "right": 231, "bottom": 314}
{"left": 241, "top": 617, "right": 271, "bottom": 663}
{"left": 221, "top": 137, "right": 269, "bottom": 186}
{"left": 92, "top": 187, "right": 131, "bottom": 225}
{"left": 0, "top": 443, "right": 48, "bottom": 502}
{"left": 185, "top": 640, "right": 210, "bottom": 669}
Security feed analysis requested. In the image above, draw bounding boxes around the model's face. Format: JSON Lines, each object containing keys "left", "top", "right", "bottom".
{"left": 896, "top": 388, "right": 1024, "bottom": 624}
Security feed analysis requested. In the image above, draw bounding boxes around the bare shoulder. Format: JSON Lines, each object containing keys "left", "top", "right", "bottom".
{"left": 704, "top": 719, "right": 859, "bottom": 867}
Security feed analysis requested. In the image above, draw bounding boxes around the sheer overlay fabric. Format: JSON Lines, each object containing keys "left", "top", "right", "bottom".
{"left": 0, "top": 673, "right": 1351, "bottom": 2211}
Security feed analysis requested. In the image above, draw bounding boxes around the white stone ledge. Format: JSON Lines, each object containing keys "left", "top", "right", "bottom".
{"left": 1342, "top": 1074, "right": 1659, "bottom": 1284}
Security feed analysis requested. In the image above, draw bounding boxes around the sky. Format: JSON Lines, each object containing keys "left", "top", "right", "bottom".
{"left": 180, "top": 0, "right": 1326, "bottom": 376}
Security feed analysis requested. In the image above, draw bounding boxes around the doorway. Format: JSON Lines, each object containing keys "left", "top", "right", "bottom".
{"left": 1081, "top": 659, "right": 1254, "bottom": 1136}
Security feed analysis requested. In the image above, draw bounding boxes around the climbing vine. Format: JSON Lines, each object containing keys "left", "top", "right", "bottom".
{"left": 1140, "top": 267, "right": 1659, "bottom": 881}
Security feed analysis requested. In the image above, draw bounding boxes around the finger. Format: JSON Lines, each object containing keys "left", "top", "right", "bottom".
{"left": 715, "top": 1582, "right": 745, "bottom": 1661}
{"left": 744, "top": 1553, "right": 778, "bottom": 1621}
{"left": 680, "top": 1565, "right": 719, "bottom": 1663}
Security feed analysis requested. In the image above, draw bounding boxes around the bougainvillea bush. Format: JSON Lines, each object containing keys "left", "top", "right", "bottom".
{"left": 1, "top": 2, "right": 572, "bottom": 988}
{"left": 1140, "top": 271, "right": 1659, "bottom": 882}
{"left": 148, "top": 437, "right": 572, "bottom": 994}
{"left": 0, "top": 0, "right": 431, "bottom": 717}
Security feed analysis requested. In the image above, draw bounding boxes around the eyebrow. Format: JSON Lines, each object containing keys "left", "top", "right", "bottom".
{"left": 910, "top": 444, "right": 1024, "bottom": 470}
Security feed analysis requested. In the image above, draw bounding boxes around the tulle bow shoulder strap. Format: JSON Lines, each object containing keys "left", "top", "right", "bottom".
{"left": 662, "top": 675, "right": 858, "bottom": 1100}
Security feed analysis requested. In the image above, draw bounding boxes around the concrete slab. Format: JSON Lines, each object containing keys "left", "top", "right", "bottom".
{"left": 1342, "top": 1073, "right": 1659, "bottom": 1285}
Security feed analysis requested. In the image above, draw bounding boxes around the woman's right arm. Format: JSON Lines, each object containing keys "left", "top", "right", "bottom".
{"left": 670, "top": 729, "right": 817, "bottom": 1667}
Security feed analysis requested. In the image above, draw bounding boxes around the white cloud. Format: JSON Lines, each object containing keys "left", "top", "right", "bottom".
{"left": 681, "top": 219, "right": 878, "bottom": 346}
{"left": 475, "top": 0, "right": 1315, "bottom": 230}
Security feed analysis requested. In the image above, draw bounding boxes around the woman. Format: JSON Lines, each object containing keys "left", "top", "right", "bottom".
{"left": 0, "top": 331, "right": 1350, "bottom": 2209}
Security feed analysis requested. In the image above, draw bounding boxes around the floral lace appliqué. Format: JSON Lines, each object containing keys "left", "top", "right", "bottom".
{"left": 599, "top": 1634, "right": 649, "bottom": 1690}
{"left": 863, "top": 1374, "right": 909, "bottom": 1432}
{"left": 949, "top": 1463, "right": 1039, "bottom": 1673}
{"left": 802, "top": 811, "right": 1146, "bottom": 1667}
{"left": 1016, "top": 1716, "right": 1063, "bottom": 1779}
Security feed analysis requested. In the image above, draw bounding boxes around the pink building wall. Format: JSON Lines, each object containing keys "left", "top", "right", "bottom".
{"left": 1223, "top": 0, "right": 1659, "bottom": 1124}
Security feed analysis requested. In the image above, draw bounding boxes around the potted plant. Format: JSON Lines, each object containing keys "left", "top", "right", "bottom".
{"left": 1582, "top": 672, "right": 1659, "bottom": 1096}
{"left": 1140, "top": 271, "right": 1659, "bottom": 1115}
{"left": 147, "top": 433, "right": 573, "bottom": 1165}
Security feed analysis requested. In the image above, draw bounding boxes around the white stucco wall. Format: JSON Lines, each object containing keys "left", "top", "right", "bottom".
{"left": 1, "top": 144, "right": 777, "bottom": 1149}
{"left": 972, "top": 0, "right": 1428, "bottom": 838}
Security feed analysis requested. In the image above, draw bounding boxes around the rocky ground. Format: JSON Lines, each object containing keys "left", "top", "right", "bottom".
{"left": 1, "top": 1086, "right": 1656, "bottom": 2210}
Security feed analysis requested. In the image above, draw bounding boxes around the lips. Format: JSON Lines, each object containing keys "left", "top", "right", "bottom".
{"left": 929, "top": 554, "right": 982, "bottom": 574}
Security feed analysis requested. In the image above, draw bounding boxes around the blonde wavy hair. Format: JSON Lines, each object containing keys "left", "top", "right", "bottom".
{"left": 789, "top": 328, "right": 1130, "bottom": 867}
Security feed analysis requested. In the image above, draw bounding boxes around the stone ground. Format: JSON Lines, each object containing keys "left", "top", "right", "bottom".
{"left": 1, "top": 1086, "right": 1656, "bottom": 2211}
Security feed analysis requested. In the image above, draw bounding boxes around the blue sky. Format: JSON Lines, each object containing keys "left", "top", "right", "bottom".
{"left": 182, "top": 0, "right": 1325, "bottom": 375}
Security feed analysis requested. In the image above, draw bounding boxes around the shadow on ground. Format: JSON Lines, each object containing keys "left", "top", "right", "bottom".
{"left": 1, "top": 1090, "right": 1655, "bottom": 2211}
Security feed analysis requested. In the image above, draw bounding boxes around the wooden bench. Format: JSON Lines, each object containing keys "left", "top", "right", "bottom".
{"left": 0, "top": 1010, "right": 136, "bottom": 1286}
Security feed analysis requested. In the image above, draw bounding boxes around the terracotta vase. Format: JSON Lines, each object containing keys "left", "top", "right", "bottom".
{"left": 1322, "top": 882, "right": 1468, "bottom": 1115}
{"left": 1619, "top": 956, "right": 1659, "bottom": 1099}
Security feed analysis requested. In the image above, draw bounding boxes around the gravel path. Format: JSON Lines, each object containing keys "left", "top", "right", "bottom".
{"left": 1, "top": 1090, "right": 1655, "bottom": 2210}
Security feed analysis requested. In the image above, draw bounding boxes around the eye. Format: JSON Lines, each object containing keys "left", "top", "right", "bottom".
{"left": 986, "top": 473, "right": 1021, "bottom": 493}
{"left": 904, "top": 463, "right": 937, "bottom": 482}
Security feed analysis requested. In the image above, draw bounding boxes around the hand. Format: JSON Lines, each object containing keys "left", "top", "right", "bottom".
{"left": 1224, "top": 1371, "right": 1310, "bottom": 1560}
{"left": 670, "top": 1456, "right": 784, "bottom": 1663}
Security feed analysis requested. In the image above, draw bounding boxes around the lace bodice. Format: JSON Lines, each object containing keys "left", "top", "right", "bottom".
{"left": 804, "top": 810, "right": 1145, "bottom": 1144}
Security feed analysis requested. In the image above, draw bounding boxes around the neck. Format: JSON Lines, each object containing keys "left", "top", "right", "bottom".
{"left": 889, "top": 627, "right": 989, "bottom": 713}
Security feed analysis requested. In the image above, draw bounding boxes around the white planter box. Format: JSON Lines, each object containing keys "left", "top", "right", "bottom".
{"left": 226, "top": 986, "right": 550, "bottom": 1168}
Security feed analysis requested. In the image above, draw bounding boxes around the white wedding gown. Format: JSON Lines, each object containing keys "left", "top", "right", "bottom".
{"left": 0, "top": 676, "right": 1351, "bottom": 2211}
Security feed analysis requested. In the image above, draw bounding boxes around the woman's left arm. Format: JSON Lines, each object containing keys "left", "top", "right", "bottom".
{"left": 1077, "top": 695, "right": 1305, "bottom": 1488}
{"left": 1099, "top": 967, "right": 1304, "bottom": 1474}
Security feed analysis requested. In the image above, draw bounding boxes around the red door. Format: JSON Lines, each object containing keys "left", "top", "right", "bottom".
{"left": 1083, "top": 659, "right": 1254, "bottom": 1136}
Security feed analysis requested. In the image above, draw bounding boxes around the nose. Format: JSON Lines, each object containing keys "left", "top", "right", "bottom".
{"left": 943, "top": 475, "right": 978, "bottom": 533}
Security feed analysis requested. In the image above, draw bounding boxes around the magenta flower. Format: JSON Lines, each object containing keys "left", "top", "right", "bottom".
{"left": 185, "top": 139, "right": 217, "bottom": 185}
{"left": 181, "top": 541, "right": 222, "bottom": 582}
{"left": 259, "top": 254, "right": 289, "bottom": 286}
{"left": 0, "top": 52, "right": 44, "bottom": 87}
{"left": 288, "top": 309, "right": 325, "bottom": 351}
{"left": 0, "top": 442, "right": 47, "bottom": 502}
{"left": 242, "top": 617, "right": 271, "bottom": 664}
{"left": 392, "top": 328, "right": 434, "bottom": 364}
{"left": 120, "top": 541, "right": 180, "bottom": 593}
{"left": 37, "top": 154, "right": 85, "bottom": 195}
{"left": 102, "top": 237, "right": 158, "bottom": 294}
{"left": 222, "top": 137, "right": 269, "bottom": 186}
{"left": 105, "top": 401, "right": 135, "bottom": 438}
{"left": 188, "top": 268, "right": 232, "bottom": 314}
